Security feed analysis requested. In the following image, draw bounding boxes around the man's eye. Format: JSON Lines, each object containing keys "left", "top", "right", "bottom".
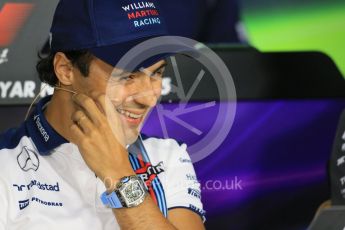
{"left": 151, "top": 71, "right": 164, "bottom": 78}
{"left": 119, "top": 75, "right": 135, "bottom": 81}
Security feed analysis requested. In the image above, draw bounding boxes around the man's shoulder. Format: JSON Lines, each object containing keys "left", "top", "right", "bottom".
{"left": 0, "top": 123, "right": 32, "bottom": 164}
{"left": 0, "top": 123, "right": 28, "bottom": 150}
{"left": 141, "top": 134, "right": 186, "bottom": 151}
{"left": 140, "top": 134, "right": 191, "bottom": 166}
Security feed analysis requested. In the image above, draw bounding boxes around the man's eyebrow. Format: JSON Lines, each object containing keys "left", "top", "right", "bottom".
{"left": 152, "top": 62, "right": 167, "bottom": 73}
{"left": 111, "top": 62, "right": 168, "bottom": 78}
{"left": 140, "top": 62, "right": 168, "bottom": 76}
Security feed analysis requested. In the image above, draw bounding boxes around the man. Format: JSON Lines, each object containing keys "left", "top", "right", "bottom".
{"left": 0, "top": 0, "right": 205, "bottom": 229}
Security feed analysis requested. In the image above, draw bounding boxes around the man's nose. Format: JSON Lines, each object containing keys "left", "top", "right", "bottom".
{"left": 127, "top": 75, "right": 160, "bottom": 107}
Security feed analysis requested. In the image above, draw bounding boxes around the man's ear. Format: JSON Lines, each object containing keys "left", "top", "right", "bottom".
{"left": 53, "top": 52, "right": 74, "bottom": 86}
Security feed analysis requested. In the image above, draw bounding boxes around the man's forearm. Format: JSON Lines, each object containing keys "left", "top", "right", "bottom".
{"left": 113, "top": 195, "right": 177, "bottom": 230}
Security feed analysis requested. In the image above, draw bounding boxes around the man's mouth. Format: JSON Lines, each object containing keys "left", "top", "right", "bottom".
{"left": 116, "top": 108, "right": 144, "bottom": 125}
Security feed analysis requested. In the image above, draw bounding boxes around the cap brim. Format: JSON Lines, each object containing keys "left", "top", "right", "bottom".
{"left": 89, "top": 36, "right": 197, "bottom": 71}
{"left": 89, "top": 37, "right": 172, "bottom": 71}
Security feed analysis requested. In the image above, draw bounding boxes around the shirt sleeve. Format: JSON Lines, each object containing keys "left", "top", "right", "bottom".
{"left": 164, "top": 140, "right": 206, "bottom": 222}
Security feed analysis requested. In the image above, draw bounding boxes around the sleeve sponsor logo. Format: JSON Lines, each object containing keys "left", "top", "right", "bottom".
{"left": 179, "top": 157, "right": 192, "bottom": 163}
{"left": 188, "top": 188, "right": 201, "bottom": 199}
{"left": 18, "top": 199, "right": 30, "bottom": 210}
{"left": 189, "top": 204, "right": 206, "bottom": 217}
{"left": 17, "top": 146, "right": 40, "bottom": 172}
{"left": 186, "top": 173, "right": 197, "bottom": 181}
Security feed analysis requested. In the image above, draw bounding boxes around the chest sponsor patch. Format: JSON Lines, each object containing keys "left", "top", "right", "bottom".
{"left": 135, "top": 161, "right": 164, "bottom": 186}
{"left": 18, "top": 197, "right": 63, "bottom": 210}
{"left": 13, "top": 180, "right": 60, "bottom": 192}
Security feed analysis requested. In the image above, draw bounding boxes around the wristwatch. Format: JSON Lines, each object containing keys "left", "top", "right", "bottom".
{"left": 100, "top": 175, "right": 148, "bottom": 208}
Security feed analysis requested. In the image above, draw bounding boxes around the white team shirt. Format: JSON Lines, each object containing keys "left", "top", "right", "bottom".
{"left": 0, "top": 96, "right": 205, "bottom": 230}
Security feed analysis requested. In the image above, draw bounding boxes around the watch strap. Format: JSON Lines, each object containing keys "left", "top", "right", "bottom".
{"left": 101, "top": 190, "right": 123, "bottom": 208}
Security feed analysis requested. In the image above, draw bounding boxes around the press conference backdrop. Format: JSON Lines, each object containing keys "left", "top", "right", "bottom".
{"left": 2, "top": 1, "right": 345, "bottom": 230}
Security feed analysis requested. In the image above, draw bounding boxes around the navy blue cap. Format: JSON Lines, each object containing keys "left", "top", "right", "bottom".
{"left": 50, "top": 0, "right": 168, "bottom": 68}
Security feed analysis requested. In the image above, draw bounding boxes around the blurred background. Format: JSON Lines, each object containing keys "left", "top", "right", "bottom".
{"left": 1, "top": 0, "right": 345, "bottom": 229}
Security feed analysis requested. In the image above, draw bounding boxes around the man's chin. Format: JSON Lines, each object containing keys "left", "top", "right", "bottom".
{"left": 124, "top": 129, "right": 140, "bottom": 146}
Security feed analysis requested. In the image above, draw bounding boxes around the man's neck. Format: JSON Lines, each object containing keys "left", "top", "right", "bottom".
{"left": 44, "top": 92, "right": 75, "bottom": 142}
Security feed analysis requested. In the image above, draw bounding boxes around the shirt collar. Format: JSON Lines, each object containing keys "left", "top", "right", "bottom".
{"left": 25, "top": 96, "right": 146, "bottom": 156}
{"left": 25, "top": 96, "right": 68, "bottom": 156}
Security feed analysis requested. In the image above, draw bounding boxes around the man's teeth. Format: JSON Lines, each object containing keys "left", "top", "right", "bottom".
{"left": 116, "top": 109, "right": 143, "bottom": 119}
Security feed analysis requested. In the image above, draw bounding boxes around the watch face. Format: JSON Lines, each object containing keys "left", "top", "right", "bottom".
{"left": 120, "top": 180, "right": 145, "bottom": 206}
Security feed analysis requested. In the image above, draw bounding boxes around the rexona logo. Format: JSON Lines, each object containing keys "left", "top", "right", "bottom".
{"left": 34, "top": 114, "right": 50, "bottom": 142}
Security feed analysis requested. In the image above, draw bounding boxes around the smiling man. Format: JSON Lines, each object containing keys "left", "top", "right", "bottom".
{"left": 0, "top": 0, "right": 205, "bottom": 229}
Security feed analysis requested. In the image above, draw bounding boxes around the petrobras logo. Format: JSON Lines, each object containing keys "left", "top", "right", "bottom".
{"left": 18, "top": 197, "right": 63, "bottom": 211}
{"left": 188, "top": 188, "right": 201, "bottom": 199}
{"left": 18, "top": 199, "right": 30, "bottom": 210}
{"left": 17, "top": 146, "right": 40, "bottom": 172}
{"left": 31, "top": 197, "right": 63, "bottom": 207}
{"left": 13, "top": 180, "right": 60, "bottom": 192}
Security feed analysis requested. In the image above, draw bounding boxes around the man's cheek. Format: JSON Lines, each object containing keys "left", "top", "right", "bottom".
{"left": 107, "top": 85, "right": 130, "bottom": 102}
{"left": 153, "top": 84, "right": 163, "bottom": 98}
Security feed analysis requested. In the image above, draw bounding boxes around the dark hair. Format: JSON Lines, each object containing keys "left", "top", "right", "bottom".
{"left": 36, "top": 50, "right": 94, "bottom": 86}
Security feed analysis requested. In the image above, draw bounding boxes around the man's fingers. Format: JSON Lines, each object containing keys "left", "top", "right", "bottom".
{"left": 89, "top": 91, "right": 121, "bottom": 123}
{"left": 71, "top": 110, "right": 93, "bottom": 133}
{"left": 69, "top": 123, "right": 84, "bottom": 144}
{"left": 89, "top": 91, "right": 107, "bottom": 114}
{"left": 72, "top": 93, "right": 103, "bottom": 124}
